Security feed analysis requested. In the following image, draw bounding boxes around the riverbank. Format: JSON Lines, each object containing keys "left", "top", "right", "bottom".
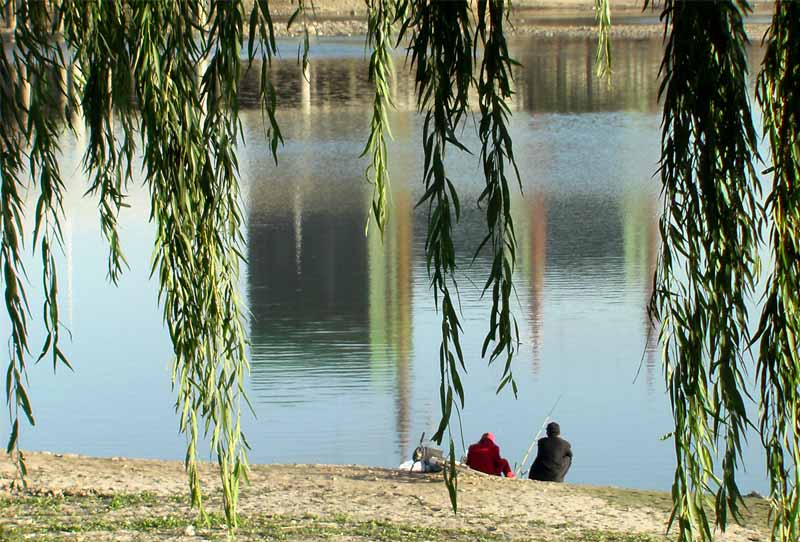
{"left": 1, "top": 452, "right": 768, "bottom": 542}
{"left": 259, "top": 1, "right": 774, "bottom": 39}
{"left": 268, "top": 15, "right": 771, "bottom": 41}
{"left": 0, "top": 4, "right": 774, "bottom": 41}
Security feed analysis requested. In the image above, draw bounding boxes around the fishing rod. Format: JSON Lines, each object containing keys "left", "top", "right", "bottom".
{"left": 515, "top": 393, "right": 563, "bottom": 477}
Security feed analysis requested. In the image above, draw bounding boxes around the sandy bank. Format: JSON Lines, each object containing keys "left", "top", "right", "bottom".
{"left": 269, "top": 16, "right": 770, "bottom": 41}
{"left": 1, "top": 452, "right": 769, "bottom": 542}
{"left": 0, "top": 6, "right": 773, "bottom": 42}
{"left": 257, "top": 2, "right": 774, "bottom": 39}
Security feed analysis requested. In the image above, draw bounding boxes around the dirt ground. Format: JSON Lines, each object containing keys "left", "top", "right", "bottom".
{"left": 244, "top": 0, "right": 774, "bottom": 38}
{"left": 1, "top": 452, "right": 770, "bottom": 542}
{"left": 264, "top": 0, "right": 776, "bottom": 17}
{"left": 0, "top": 2, "right": 773, "bottom": 40}
{"left": 265, "top": 9, "right": 771, "bottom": 40}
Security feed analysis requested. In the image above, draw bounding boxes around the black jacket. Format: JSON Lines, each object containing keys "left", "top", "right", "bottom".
{"left": 529, "top": 436, "right": 572, "bottom": 482}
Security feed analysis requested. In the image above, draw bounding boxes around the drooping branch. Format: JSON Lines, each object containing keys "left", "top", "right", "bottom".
{"left": 4, "top": 2, "right": 799, "bottom": 539}
{"left": 475, "top": 0, "right": 520, "bottom": 396}
{"left": 1, "top": 4, "right": 256, "bottom": 530}
{"left": 247, "top": 0, "right": 282, "bottom": 162}
{"left": 649, "top": 0, "right": 760, "bottom": 540}
{"left": 198, "top": 0, "right": 251, "bottom": 526}
{"left": 64, "top": 0, "right": 135, "bottom": 285}
{"left": 132, "top": 0, "right": 250, "bottom": 526}
{"left": 0, "top": 54, "right": 32, "bottom": 477}
{"left": 132, "top": 0, "right": 209, "bottom": 516}
{"left": 755, "top": 2, "right": 800, "bottom": 541}
{"left": 398, "top": 0, "right": 477, "bottom": 511}
{"left": 288, "top": 0, "right": 313, "bottom": 73}
{"left": 363, "top": 0, "right": 396, "bottom": 238}
{"left": 1, "top": 7, "right": 33, "bottom": 480}
{"left": 1, "top": 0, "right": 72, "bottom": 481}
{"left": 594, "top": 0, "right": 611, "bottom": 79}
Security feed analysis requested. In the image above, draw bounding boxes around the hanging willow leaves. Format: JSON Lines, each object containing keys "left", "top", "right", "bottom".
{"left": 363, "top": 0, "right": 396, "bottom": 238}
{"left": 0, "top": 50, "right": 32, "bottom": 478}
{"left": 1, "top": 0, "right": 72, "bottom": 481}
{"left": 475, "top": 0, "right": 520, "bottom": 396}
{"left": 0, "top": 0, "right": 252, "bottom": 527}
{"left": 288, "top": 0, "right": 313, "bottom": 74}
{"left": 398, "top": 0, "right": 474, "bottom": 511}
{"left": 594, "top": 0, "right": 611, "bottom": 80}
{"left": 648, "top": 0, "right": 760, "bottom": 540}
{"left": 247, "top": 0, "right": 282, "bottom": 162}
{"left": 65, "top": 0, "right": 135, "bottom": 285}
{"left": 755, "top": 2, "right": 800, "bottom": 541}
{"left": 132, "top": 0, "right": 251, "bottom": 526}
{"left": 4, "top": 0, "right": 800, "bottom": 537}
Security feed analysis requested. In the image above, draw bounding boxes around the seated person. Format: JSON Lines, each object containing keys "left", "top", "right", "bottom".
{"left": 466, "top": 432, "right": 515, "bottom": 478}
{"left": 529, "top": 421, "right": 572, "bottom": 482}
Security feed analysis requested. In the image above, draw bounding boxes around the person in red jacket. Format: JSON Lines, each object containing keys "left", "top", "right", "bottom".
{"left": 466, "top": 432, "right": 516, "bottom": 478}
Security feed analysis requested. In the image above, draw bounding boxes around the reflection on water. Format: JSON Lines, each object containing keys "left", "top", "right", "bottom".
{"left": 517, "top": 38, "right": 661, "bottom": 112}
{"left": 239, "top": 36, "right": 663, "bottom": 112}
{"left": 238, "top": 32, "right": 672, "bottom": 482}
{"left": 1, "top": 36, "right": 768, "bottom": 491}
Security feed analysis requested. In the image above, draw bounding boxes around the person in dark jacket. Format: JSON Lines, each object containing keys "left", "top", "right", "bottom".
{"left": 528, "top": 422, "right": 572, "bottom": 482}
{"left": 466, "top": 432, "right": 516, "bottom": 478}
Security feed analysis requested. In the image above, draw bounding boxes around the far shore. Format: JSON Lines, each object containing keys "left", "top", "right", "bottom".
{"left": 249, "top": 3, "right": 775, "bottom": 40}
{"left": 2, "top": 451, "right": 770, "bottom": 542}
{"left": 251, "top": 9, "right": 773, "bottom": 41}
{"left": 1, "top": 6, "right": 774, "bottom": 41}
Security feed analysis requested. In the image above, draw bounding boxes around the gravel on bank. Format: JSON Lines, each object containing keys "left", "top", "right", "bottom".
{"left": 272, "top": 18, "right": 770, "bottom": 40}
{"left": 1, "top": 452, "right": 771, "bottom": 542}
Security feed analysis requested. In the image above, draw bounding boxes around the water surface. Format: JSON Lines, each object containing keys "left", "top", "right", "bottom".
{"left": 1, "top": 36, "right": 769, "bottom": 492}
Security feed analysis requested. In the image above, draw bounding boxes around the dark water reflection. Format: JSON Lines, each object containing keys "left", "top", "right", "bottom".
{"left": 239, "top": 36, "right": 667, "bottom": 484}
{"left": 239, "top": 36, "right": 663, "bottom": 112}
{"left": 4, "top": 36, "right": 768, "bottom": 492}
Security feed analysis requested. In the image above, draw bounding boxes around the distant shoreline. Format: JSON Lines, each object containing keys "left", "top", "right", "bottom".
{"left": 1, "top": 8, "right": 773, "bottom": 42}
{"left": 1, "top": 451, "right": 771, "bottom": 542}
{"left": 263, "top": 6, "right": 774, "bottom": 40}
{"left": 271, "top": 20, "right": 771, "bottom": 41}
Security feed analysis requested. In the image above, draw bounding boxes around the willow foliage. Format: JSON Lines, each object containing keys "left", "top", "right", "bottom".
{"left": 396, "top": 0, "right": 476, "bottom": 509}
{"left": 649, "top": 0, "right": 760, "bottom": 539}
{"left": 2, "top": 0, "right": 73, "bottom": 483}
{"left": 363, "top": 0, "right": 397, "bottom": 238}
{"left": 390, "top": 0, "right": 532, "bottom": 509}
{"left": 3, "top": 0, "right": 800, "bottom": 539}
{"left": 474, "top": 0, "right": 520, "bottom": 397}
{"left": 755, "top": 3, "right": 800, "bottom": 542}
{"left": 594, "top": 0, "right": 611, "bottom": 79}
{"left": 0, "top": 0, "right": 272, "bottom": 527}
{"left": 134, "top": 0, "right": 252, "bottom": 524}
{"left": 650, "top": 0, "right": 800, "bottom": 541}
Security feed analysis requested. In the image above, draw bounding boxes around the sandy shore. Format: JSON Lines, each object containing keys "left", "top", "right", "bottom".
{"left": 1, "top": 452, "right": 770, "bottom": 542}
{"left": 0, "top": 6, "right": 772, "bottom": 41}
{"left": 257, "top": 2, "right": 774, "bottom": 39}
{"left": 270, "top": 16, "right": 771, "bottom": 41}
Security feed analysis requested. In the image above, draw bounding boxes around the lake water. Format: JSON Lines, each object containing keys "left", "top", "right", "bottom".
{"left": 1, "top": 36, "right": 770, "bottom": 492}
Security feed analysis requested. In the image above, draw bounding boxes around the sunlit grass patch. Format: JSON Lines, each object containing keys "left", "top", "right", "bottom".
{"left": 569, "top": 531, "right": 666, "bottom": 542}
{"left": 107, "top": 491, "right": 159, "bottom": 510}
{"left": 0, "top": 485, "right": 768, "bottom": 542}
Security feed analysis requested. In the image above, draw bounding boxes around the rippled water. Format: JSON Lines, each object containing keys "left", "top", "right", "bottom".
{"left": 1, "top": 36, "right": 769, "bottom": 492}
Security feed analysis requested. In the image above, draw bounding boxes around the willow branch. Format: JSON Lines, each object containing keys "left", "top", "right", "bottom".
{"left": 594, "top": 0, "right": 612, "bottom": 80}
{"left": 649, "top": 1, "right": 760, "bottom": 539}
{"left": 363, "top": 0, "right": 395, "bottom": 238}
{"left": 400, "top": 0, "right": 473, "bottom": 512}
{"left": 475, "top": 0, "right": 520, "bottom": 395}
{"left": 755, "top": 3, "right": 800, "bottom": 541}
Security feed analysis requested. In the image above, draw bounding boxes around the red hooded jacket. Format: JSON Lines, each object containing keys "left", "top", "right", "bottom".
{"left": 466, "top": 433, "right": 515, "bottom": 478}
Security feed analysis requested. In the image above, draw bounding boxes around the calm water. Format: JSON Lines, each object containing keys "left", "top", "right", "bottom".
{"left": 1, "top": 36, "right": 770, "bottom": 492}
